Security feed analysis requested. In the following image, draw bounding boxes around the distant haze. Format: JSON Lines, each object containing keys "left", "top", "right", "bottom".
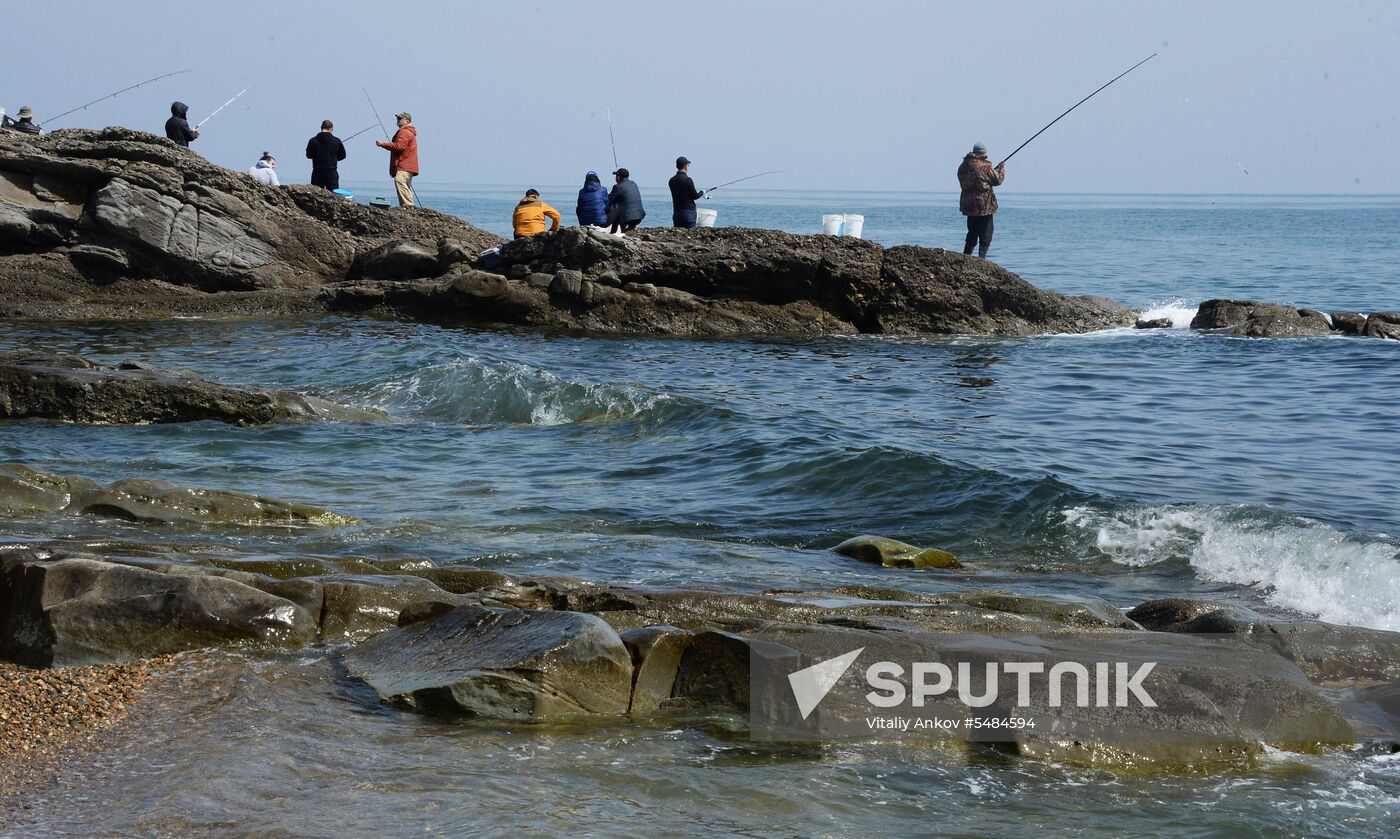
{"left": 8, "top": 0, "right": 1398, "bottom": 194}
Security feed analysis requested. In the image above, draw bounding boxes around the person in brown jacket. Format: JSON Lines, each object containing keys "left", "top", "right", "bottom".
{"left": 376, "top": 112, "right": 419, "bottom": 207}
{"left": 957, "top": 142, "right": 1005, "bottom": 258}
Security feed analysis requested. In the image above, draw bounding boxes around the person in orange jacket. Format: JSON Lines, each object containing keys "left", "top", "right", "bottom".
{"left": 512, "top": 189, "right": 562, "bottom": 238}
{"left": 375, "top": 111, "right": 419, "bottom": 207}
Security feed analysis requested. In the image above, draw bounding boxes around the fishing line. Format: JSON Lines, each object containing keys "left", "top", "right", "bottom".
{"left": 43, "top": 70, "right": 193, "bottom": 125}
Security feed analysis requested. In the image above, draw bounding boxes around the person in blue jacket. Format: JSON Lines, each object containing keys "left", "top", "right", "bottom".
{"left": 576, "top": 170, "right": 609, "bottom": 226}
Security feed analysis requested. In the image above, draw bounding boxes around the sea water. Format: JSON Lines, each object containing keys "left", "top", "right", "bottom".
{"left": 1, "top": 189, "right": 1397, "bottom": 836}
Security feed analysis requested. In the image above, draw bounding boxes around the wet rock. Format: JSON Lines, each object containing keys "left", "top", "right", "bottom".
{"left": 1329, "top": 311, "right": 1368, "bottom": 335}
{"left": 0, "top": 550, "right": 315, "bottom": 666}
{"left": 1127, "top": 597, "right": 1400, "bottom": 685}
{"left": 945, "top": 591, "right": 1138, "bottom": 630}
{"left": 317, "top": 574, "right": 468, "bottom": 642}
{"left": 74, "top": 478, "right": 354, "bottom": 527}
{"left": 0, "top": 464, "right": 96, "bottom": 512}
{"left": 1134, "top": 317, "right": 1172, "bottom": 329}
{"left": 0, "top": 352, "right": 324, "bottom": 425}
{"left": 344, "top": 605, "right": 633, "bottom": 721}
{"left": 1194, "top": 299, "right": 1354, "bottom": 339}
{"left": 670, "top": 630, "right": 802, "bottom": 712}
{"left": 1363, "top": 311, "right": 1400, "bottom": 340}
{"left": 620, "top": 625, "right": 694, "bottom": 714}
{"left": 832, "top": 535, "right": 961, "bottom": 569}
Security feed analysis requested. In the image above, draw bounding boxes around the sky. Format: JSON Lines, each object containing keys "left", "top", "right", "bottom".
{"left": 7, "top": 0, "right": 1399, "bottom": 194}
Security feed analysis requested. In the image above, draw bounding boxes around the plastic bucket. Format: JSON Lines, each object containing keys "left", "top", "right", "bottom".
{"left": 841, "top": 214, "right": 865, "bottom": 239}
{"left": 332, "top": 188, "right": 353, "bottom": 200}
{"left": 821, "top": 214, "right": 844, "bottom": 235}
{"left": 696, "top": 208, "right": 718, "bottom": 228}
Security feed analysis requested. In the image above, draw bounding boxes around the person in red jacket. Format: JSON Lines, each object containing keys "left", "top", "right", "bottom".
{"left": 376, "top": 111, "right": 419, "bottom": 207}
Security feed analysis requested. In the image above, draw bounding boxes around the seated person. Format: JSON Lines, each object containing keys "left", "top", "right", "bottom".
{"left": 512, "top": 189, "right": 561, "bottom": 239}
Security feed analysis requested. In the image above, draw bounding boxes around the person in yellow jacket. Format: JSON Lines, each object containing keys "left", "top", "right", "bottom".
{"left": 512, "top": 189, "right": 562, "bottom": 238}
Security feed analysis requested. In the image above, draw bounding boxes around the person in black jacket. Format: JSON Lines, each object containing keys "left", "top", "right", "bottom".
{"left": 668, "top": 156, "right": 705, "bottom": 228}
{"left": 165, "top": 102, "right": 198, "bottom": 147}
{"left": 306, "top": 120, "right": 347, "bottom": 190}
{"left": 606, "top": 167, "right": 645, "bottom": 234}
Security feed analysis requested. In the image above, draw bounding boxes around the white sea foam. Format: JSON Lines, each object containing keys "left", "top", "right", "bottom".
{"left": 1136, "top": 298, "right": 1199, "bottom": 328}
{"left": 1063, "top": 504, "right": 1400, "bottom": 631}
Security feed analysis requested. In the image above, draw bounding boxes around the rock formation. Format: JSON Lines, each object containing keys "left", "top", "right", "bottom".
{"left": 1, "top": 128, "right": 1134, "bottom": 336}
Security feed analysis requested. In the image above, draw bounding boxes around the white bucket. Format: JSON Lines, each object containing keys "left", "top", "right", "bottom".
{"left": 841, "top": 214, "right": 865, "bottom": 239}
{"left": 821, "top": 214, "right": 844, "bottom": 235}
{"left": 696, "top": 208, "right": 718, "bottom": 228}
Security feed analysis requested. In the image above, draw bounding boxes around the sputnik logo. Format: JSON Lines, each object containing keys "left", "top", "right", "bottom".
{"left": 788, "top": 647, "right": 864, "bottom": 719}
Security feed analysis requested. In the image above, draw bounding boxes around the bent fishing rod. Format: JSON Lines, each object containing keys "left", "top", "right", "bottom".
{"left": 363, "top": 86, "right": 422, "bottom": 207}
{"left": 341, "top": 123, "right": 379, "bottom": 142}
{"left": 998, "top": 53, "right": 1157, "bottom": 167}
{"left": 196, "top": 86, "right": 251, "bottom": 129}
{"left": 43, "top": 69, "right": 192, "bottom": 125}
{"left": 704, "top": 170, "right": 782, "bottom": 196}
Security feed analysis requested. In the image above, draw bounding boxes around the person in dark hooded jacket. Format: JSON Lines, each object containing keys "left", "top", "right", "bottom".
{"left": 606, "top": 168, "right": 645, "bottom": 234}
{"left": 576, "top": 171, "right": 609, "bottom": 226}
{"left": 165, "top": 102, "right": 198, "bottom": 147}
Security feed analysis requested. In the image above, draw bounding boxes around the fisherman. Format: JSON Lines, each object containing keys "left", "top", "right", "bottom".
{"left": 305, "top": 120, "right": 346, "bottom": 190}
{"left": 512, "top": 189, "right": 562, "bottom": 239}
{"left": 247, "top": 152, "right": 279, "bottom": 186}
{"left": 165, "top": 102, "right": 199, "bottom": 147}
{"left": 957, "top": 142, "right": 1004, "bottom": 258}
{"left": 576, "top": 170, "right": 609, "bottom": 227}
{"left": 3, "top": 106, "right": 42, "bottom": 135}
{"left": 375, "top": 111, "right": 419, "bottom": 207}
{"left": 668, "top": 156, "right": 705, "bottom": 228}
{"left": 606, "top": 168, "right": 645, "bottom": 234}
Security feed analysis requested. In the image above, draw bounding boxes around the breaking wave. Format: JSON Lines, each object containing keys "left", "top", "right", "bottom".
{"left": 1063, "top": 503, "right": 1400, "bottom": 631}
{"left": 342, "top": 356, "right": 712, "bottom": 426}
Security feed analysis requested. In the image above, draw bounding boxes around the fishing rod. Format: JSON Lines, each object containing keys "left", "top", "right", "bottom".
{"left": 362, "top": 86, "right": 422, "bottom": 207}
{"left": 43, "top": 69, "right": 192, "bottom": 125}
{"left": 998, "top": 53, "right": 1157, "bottom": 167}
{"left": 606, "top": 105, "right": 618, "bottom": 169}
{"left": 341, "top": 123, "right": 379, "bottom": 142}
{"left": 704, "top": 170, "right": 782, "bottom": 196}
{"left": 195, "top": 86, "right": 251, "bottom": 129}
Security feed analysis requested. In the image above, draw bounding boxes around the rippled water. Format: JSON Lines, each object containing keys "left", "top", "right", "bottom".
{"left": 2, "top": 191, "right": 1398, "bottom": 836}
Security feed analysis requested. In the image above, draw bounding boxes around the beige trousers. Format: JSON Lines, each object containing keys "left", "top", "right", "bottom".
{"left": 394, "top": 170, "right": 416, "bottom": 207}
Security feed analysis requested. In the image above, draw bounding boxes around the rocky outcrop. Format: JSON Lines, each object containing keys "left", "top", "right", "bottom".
{"left": 1, "top": 129, "right": 1134, "bottom": 336}
{"left": 0, "top": 352, "right": 357, "bottom": 425}
{"left": 1, "top": 540, "right": 1393, "bottom": 766}
{"left": 1191, "top": 299, "right": 1400, "bottom": 341}
{"left": 0, "top": 464, "right": 355, "bottom": 526}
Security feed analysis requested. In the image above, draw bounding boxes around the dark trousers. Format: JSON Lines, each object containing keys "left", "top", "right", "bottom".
{"left": 311, "top": 170, "right": 339, "bottom": 190}
{"left": 964, "top": 214, "right": 994, "bottom": 256}
{"left": 673, "top": 208, "right": 697, "bottom": 228}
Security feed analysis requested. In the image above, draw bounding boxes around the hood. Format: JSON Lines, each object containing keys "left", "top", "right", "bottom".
{"left": 964, "top": 152, "right": 988, "bottom": 162}
{"left": 582, "top": 179, "right": 605, "bottom": 191}
{"left": 171, "top": 102, "right": 188, "bottom": 118}
{"left": 516, "top": 196, "right": 540, "bottom": 207}
{"left": 254, "top": 160, "right": 274, "bottom": 170}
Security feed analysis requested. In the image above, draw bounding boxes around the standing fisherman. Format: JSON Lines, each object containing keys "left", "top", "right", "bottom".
{"left": 375, "top": 111, "right": 418, "bottom": 207}
{"left": 957, "top": 142, "right": 1004, "bottom": 258}
{"left": 165, "top": 102, "right": 198, "bottom": 147}
{"left": 306, "top": 120, "right": 347, "bottom": 190}
{"left": 668, "top": 156, "right": 704, "bottom": 228}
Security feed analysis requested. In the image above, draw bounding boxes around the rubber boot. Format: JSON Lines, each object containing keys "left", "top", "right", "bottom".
{"left": 978, "top": 244, "right": 989, "bottom": 259}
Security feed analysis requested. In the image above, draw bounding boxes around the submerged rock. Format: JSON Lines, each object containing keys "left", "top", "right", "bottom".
{"left": 344, "top": 605, "right": 634, "bottom": 721}
{"left": 0, "top": 464, "right": 354, "bottom": 527}
{"left": 832, "top": 535, "right": 961, "bottom": 569}
{"left": 0, "top": 352, "right": 329, "bottom": 426}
